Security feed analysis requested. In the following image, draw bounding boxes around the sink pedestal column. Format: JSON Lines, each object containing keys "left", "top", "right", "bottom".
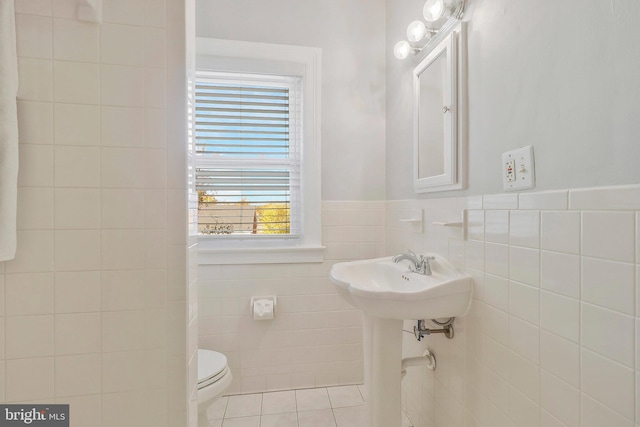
{"left": 362, "top": 314, "right": 403, "bottom": 427}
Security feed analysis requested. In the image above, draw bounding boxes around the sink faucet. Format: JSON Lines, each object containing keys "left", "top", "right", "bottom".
{"left": 392, "top": 250, "right": 435, "bottom": 275}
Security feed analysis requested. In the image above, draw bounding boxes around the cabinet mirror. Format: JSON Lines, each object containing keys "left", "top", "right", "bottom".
{"left": 413, "top": 26, "right": 464, "bottom": 193}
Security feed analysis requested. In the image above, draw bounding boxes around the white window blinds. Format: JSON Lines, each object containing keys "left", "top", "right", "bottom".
{"left": 195, "top": 71, "right": 303, "bottom": 236}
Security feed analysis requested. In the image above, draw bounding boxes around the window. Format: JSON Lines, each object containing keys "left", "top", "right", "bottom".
{"left": 195, "top": 38, "right": 323, "bottom": 264}
{"left": 195, "top": 72, "right": 302, "bottom": 236}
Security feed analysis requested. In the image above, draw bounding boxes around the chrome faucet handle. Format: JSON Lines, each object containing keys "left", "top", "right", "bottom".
{"left": 416, "top": 254, "right": 434, "bottom": 263}
{"left": 419, "top": 255, "right": 435, "bottom": 275}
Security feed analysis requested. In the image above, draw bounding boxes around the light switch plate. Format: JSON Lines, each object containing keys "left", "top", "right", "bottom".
{"left": 502, "top": 145, "right": 535, "bottom": 191}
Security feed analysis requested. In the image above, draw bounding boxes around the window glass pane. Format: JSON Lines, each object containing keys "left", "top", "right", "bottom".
{"left": 196, "top": 168, "right": 292, "bottom": 235}
{"left": 196, "top": 82, "right": 290, "bottom": 159}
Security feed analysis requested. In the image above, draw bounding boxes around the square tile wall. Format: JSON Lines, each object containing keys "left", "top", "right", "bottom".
{"left": 1, "top": 2, "right": 189, "bottom": 427}
{"left": 387, "top": 185, "right": 640, "bottom": 427}
{"left": 197, "top": 201, "right": 385, "bottom": 394}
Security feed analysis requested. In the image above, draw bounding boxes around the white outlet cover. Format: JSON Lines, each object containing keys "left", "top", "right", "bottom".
{"left": 502, "top": 145, "right": 535, "bottom": 192}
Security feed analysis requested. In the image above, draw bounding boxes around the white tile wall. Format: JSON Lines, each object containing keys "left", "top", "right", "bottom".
{"left": 54, "top": 103, "right": 100, "bottom": 145}
{"left": 15, "top": 0, "right": 53, "bottom": 16}
{"left": 584, "top": 350, "right": 635, "bottom": 421}
{"left": 17, "top": 58, "right": 53, "bottom": 101}
{"left": 53, "top": 19, "right": 100, "bottom": 63}
{"left": 540, "top": 330, "right": 579, "bottom": 388}
{"left": 55, "top": 313, "right": 100, "bottom": 355}
{"left": 484, "top": 210, "right": 509, "bottom": 244}
{"left": 509, "top": 246, "right": 539, "bottom": 286}
{"left": 484, "top": 243, "right": 509, "bottom": 277}
{"left": 17, "top": 101, "right": 53, "bottom": 144}
{"left": 540, "top": 370, "right": 579, "bottom": 427}
{"left": 15, "top": 14, "right": 53, "bottom": 59}
{"left": 540, "top": 290, "right": 580, "bottom": 343}
{"left": 0, "top": 2, "right": 189, "bottom": 427}
{"left": 53, "top": 61, "right": 101, "bottom": 104}
{"left": 509, "top": 210, "right": 539, "bottom": 248}
{"left": 198, "top": 201, "right": 385, "bottom": 395}
{"left": 582, "top": 211, "right": 635, "bottom": 263}
{"left": 540, "top": 211, "right": 581, "bottom": 254}
{"left": 484, "top": 274, "right": 508, "bottom": 311}
{"left": 540, "top": 250, "right": 580, "bottom": 298}
{"left": 509, "top": 281, "right": 539, "bottom": 325}
{"left": 388, "top": 183, "right": 640, "bottom": 427}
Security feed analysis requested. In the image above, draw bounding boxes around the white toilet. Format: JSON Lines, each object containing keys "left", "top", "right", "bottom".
{"left": 197, "top": 349, "right": 233, "bottom": 425}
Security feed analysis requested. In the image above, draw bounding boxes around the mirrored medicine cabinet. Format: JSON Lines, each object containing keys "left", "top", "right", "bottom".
{"left": 413, "top": 23, "right": 465, "bottom": 193}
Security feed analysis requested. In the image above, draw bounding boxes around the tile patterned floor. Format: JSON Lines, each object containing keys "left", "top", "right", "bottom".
{"left": 203, "top": 385, "right": 414, "bottom": 427}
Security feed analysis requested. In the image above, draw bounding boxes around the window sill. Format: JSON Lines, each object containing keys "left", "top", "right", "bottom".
{"left": 198, "top": 245, "right": 325, "bottom": 265}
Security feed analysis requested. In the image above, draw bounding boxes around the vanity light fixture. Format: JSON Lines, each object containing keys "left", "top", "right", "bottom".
{"left": 406, "top": 20, "right": 434, "bottom": 43}
{"left": 393, "top": 40, "right": 420, "bottom": 60}
{"left": 393, "top": 21, "right": 435, "bottom": 59}
{"left": 394, "top": 0, "right": 466, "bottom": 60}
{"left": 423, "top": 0, "right": 446, "bottom": 22}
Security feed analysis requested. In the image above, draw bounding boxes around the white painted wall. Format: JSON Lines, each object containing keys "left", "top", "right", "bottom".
{"left": 387, "top": 0, "right": 640, "bottom": 199}
{"left": 195, "top": 0, "right": 387, "bottom": 201}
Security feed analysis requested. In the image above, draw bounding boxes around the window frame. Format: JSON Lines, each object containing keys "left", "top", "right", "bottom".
{"left": 195, "top": 38, "right": 323, "bottom": 265}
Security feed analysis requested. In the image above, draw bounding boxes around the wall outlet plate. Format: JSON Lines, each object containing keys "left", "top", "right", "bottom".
{"left": 502, "top": 145, "right": 535, "bottom": 192}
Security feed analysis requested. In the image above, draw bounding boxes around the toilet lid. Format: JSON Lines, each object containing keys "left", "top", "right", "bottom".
{"left": 198, "top": 349, "right": 228, "bottom": 385}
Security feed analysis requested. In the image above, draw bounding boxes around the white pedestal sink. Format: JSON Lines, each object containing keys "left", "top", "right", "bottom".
{"left": 330, "top": 254, "right": 472, "bottom": 427}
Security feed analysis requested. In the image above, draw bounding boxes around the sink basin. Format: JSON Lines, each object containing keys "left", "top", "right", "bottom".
{"left": 330, "top": 253, "right": 472, "bottom": 320}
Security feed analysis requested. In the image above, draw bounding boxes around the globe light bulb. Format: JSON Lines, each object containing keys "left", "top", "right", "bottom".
{"left": 423, "top": 0, "right": 445, "bottom": 22}
{"left": 406, "top": 20, "right": 427, "bottom": 43}
{"left": 393, "top": 41, "right": 412, "bottom": 60}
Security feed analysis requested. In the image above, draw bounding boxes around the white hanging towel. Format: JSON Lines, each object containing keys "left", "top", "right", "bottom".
{"left": 0, "top": 0, "right": 19, "bottom": 261}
